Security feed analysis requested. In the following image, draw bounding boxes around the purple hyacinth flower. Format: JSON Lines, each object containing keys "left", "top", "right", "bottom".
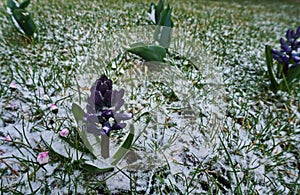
{"left": 84, "top": 74, "right": 132, "bottom": 136}
{"left": 272, "top": 26, "right": 300, "bottom": 73}
{"left": 292, "top": 53, "right": 300, "bottom": 62}
{"left": 111, "top": 89, "right": 125, "bottom": 111}
{"left": 111, "top": 122, "right": 126, "bottom": 130}
{"left": 285, "top": 29, "right": 293, "bottom": 42}
{"left": 89, "top": 74, "right": 113, "bottom": 111}
{"left": 280, "top": 37, "right": 286, "bottom": 45}
{"left": 114, "top": 112, "right": 133, "bottom": 122}
{"left": 296, "top": 26, "right": 300, "bottom": 37}
{"left": 101, "top": 109, "right": 114, "bottom": 120}
{"left": 296, "top": 42, "right": 300, "bottom": 50}
{"left": 281, "top": 44, "right": 291, "bottom": 53}
{"left": 271, "top": 48, "right": 283, "bottom": 56}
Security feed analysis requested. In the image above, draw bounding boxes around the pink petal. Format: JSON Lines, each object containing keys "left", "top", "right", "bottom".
{"left": 5, "top": 135, "right": 12, "bottom": 142}
{"left": 50, "top": 104, "right": 58, "bottom": 114}
{"left": 59, "top": 128, "right": 69, "bottom": 137}
{"left": 37, "top": 151, "right": 49, "bottom": 165}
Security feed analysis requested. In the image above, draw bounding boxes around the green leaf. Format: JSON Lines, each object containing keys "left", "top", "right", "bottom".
{"left": 7, "top": 0, "right": 19, "bottom": 11}
{"left": 83, "top": 160, "right": 113, "bottom": 173}
{"left": 41, "top": 131, "right": 113, "bottom": 173}
{"left": 126, "top": 42, "right": 166, "bottom": 62}
{"left": 155, "top": 0, "right": 164, "bottom": 24}
{"left": 111, "top": 124, "right": 135, "bottom": 165}
{"left": 148, "top": 2, "right": 155, "bottom": 13}
{"left": 154, "top": 25, "right": 172, "bottom": 48}
{"left": 279, "top": 64, "right": 300, "bottom": 92}
{"left": 265, "top": 45, "right": 278, "bottom": 91}
{"left": 286, "top": 64, "right": 300, "bottom": 84}
{"left": 41, "top": 132, "right": 86, "bottom": 162}
{"left": 12, "top": 9, "right": 36, "bottom": 36}
{"left": 72, "top": 103, "right": 85, "bottom": 123}
{"left": 80, "top": 127, "right": 96, "bottom": 156}
{"left": 12, "top": 9, "right": 30, "bottom": 22}
{"left": 157, "top": 4, "right": 173, "bottom": 28}
{"left": 278, "top": 74, "right": 291, "bottom": 92}
{"left": 19, "top": 0, "right": 30, "bottom": 9}
{"left": 128, "top": 41, "right": 145, "bottom": 48}
{"left": 72, "top": 103, "right": 104, "bottom": 158}
{"left": 72, "top": 103, "right": 95, "bottom": 155}
{"left": 154, "top": 4, "right": 173, "bottom": 48}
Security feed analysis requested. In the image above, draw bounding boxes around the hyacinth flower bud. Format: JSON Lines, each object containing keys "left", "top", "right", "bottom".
{"left": 285, "top": 29, "right": 293, "bottom": 42}
{"left": 281, "top": 44, "right": 291, "bottom": 53}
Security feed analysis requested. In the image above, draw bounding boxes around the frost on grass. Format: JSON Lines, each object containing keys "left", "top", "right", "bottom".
{"left": 72, "top": 24, "right": 226, "bottom": 193}
{"left": 0, "top": 0, "right": 299, "bottom": 194}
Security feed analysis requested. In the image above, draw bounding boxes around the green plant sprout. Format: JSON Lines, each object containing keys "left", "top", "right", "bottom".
{"left": 126, "top": 0, "right": 173, "bottom": 62}
{"left": 265, "top": 26, "right": 300, "bottom": 92}
{"left": 71, "top": 74, "right": 134, "bottom": 171}
{"left": 6, "top": 0, "right": 36, "bottom": 38}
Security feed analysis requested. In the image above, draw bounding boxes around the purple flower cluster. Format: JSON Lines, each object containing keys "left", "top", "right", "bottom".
{"left": 271, "top": 26, "right": 300, "bottom": 75}
{"left": 84, "top": 74, "right": 132, "bottom": 136}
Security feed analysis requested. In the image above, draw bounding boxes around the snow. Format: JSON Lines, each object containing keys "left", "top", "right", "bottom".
{"left": 0, "top": 0, "right": 299, "bottom": 193}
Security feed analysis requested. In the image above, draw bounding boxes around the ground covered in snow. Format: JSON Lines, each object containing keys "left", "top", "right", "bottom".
{"left": 0, "top": 0, "right": 299, "bottom": 194}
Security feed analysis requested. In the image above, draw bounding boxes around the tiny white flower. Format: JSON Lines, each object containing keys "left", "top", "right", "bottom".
{"left": 59, "top": 128, "right": 69, "bottom": 137}
{"left": 37, "top": 151, "right": 49, "bottom": 165}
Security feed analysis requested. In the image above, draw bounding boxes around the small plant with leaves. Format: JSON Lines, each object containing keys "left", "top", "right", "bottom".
{"left": 126, "top": 0, "right": 173, "bottom": 62}
{"left": 265, "top": 26, "right": 300, "bottom": 92}
{"left": 72, "top": 74, "right": 133, "bottom": 169}
{"left": 148, "top": 0, "right": 174, "bottom": 48}
{"left": 6, "top": 0, "right": 36, "bottom": 38}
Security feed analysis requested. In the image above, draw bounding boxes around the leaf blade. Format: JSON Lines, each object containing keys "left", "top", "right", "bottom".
{"left": 126, "top": 43, "right": 166, "bottom": 62}
{"left": 265, "top": 45, "right": 279, "bottom": 91}
{"left": 111, "top": 124, "right": 135, "bottom": 165}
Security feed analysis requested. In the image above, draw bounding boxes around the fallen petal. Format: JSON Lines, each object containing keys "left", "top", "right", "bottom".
{"left": 59, "top": 128, "right": 69, "bottom": 137}
{"left": 37, "top": 151, "right": 49, "bottom": 165}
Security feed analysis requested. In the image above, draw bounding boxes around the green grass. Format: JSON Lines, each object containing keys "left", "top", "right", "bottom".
{"left": 0, "top": 0, "right": 300, "bottom": 194}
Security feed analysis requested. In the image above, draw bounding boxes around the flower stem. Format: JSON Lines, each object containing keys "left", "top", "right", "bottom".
{"left": 101, "top": 135, "right": 110, "bottom": 159}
